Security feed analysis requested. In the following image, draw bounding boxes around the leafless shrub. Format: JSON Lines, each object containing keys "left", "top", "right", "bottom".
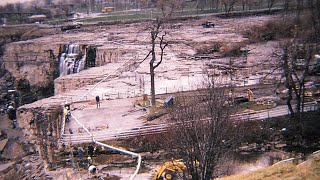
{"left": 238, "top": 120, "right": 274, "bottom": 144}
{"left": 146, "top": 108, "right": 168, "bottom": 121}
{"left": 196, "top": 42, "right": 223, "bottom": 55}
{"left": 166, "top": 77, "right": 243, "bottom": 180}
{"left": 121, "top": 133, "right": 172, "bottom": 153}
{"left": 243, "top": 17, "right": 295, "bottom": 42}
{"left": 220, "top": 42, "right": 249, "bottom": 57}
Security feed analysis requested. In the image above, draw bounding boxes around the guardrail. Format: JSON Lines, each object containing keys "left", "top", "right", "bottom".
{"left": 61, "top": 102, "right": 319, "bottom": 144}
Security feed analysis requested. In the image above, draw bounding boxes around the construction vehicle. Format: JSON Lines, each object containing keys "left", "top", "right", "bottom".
{"left": 202, "top": 21, "right": 215, "bottom": 28}
{"left": 154, "top": 159, "right": 186, "bottom": 180}
{"left": 247, "top": 89, "right": 254, "bottom": 101}
{"left": 102, "top": 7, "right": 114, "bottom": 13}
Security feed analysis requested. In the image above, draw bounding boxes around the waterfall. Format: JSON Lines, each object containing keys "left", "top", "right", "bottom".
{"left": 75, "top": 53, "right": 86, "bottom": 73}
{"left": 59, "top": 53, "right": 66, "bottom": 76}
{"left": 59, "top": 44, "right": 86, "bottom": 77}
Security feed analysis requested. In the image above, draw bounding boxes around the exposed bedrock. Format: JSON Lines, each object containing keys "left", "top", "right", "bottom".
{"left": 2, "top": 42, "right": 60, "bottom": 105}
{"left": 54, "top": 46, "right": 121, "bottom": 95}
{"left": 2, "top": 39, "right": 122, "bottom": 102}
{"left": 17, "top": 105, "right": 62, "bottom": 168}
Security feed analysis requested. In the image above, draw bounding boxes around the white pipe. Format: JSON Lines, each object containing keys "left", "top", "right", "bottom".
{"left": 95, "top": 141, "right": 142, "bottom": 180}
{"left": 59, "top": 114, "right": 66, "bottom": 148}
{"left": 70, "top": 113, "right": 94, "bottom": 140}
{"left": 70, "top": 112, "right": 141, "bottom": 179}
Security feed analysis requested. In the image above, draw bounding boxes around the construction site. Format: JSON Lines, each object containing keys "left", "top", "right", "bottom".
{"left": 1, "top": 1, "right": 320, "bottom": 180}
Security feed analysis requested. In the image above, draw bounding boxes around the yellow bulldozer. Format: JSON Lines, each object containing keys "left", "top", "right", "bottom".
{"left": 154, "top": 159, "right": 186, "bottom": 180}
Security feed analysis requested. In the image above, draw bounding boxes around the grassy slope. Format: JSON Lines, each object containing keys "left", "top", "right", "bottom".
{"left": 217, "top": 153, "right": 320, "bottom": 180}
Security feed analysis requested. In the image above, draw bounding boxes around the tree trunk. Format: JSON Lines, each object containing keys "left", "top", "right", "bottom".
{"left": 150, "top": 65, "right": 156, "bottom": 106}
{"left": 296, "top": 0, "right": 302, "bottom": 24}
{"left": 283, "top": 47, "right": 295, "bottom": 116}
{"left": 296, "top": 94, "right": 301, "bottom": 113}
{"left": 284, "top": 0, "right": 289, "bottom": 10}
{"left": 150, "top": 30, "right": 156, "bottom": 106}
{"left": 301, "top": 84, "right": 305, "bottom": 112}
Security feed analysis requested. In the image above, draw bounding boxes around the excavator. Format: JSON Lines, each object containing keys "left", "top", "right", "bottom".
{"left": 154, "top": 159, "right": 186, "bottom": 180}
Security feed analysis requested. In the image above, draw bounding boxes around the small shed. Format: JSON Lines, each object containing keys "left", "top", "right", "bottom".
{"left": 164, "top": 95, "right": 174, "bottom": 108}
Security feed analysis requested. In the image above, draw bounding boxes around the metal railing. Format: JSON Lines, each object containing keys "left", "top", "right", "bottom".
{"left": 61, "top": 102, "right": 319, "bottom": 144}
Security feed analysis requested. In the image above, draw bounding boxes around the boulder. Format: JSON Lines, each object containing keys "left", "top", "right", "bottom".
{"left": 2, "top": 139, "right": 26, "bottom": 159}
{"left": 0, "top": 138, "right": 8, "bottom": 152}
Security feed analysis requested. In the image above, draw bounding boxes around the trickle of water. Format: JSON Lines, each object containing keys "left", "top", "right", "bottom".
{"left": 59, "top": 44, "right": 85, "bottom": 76}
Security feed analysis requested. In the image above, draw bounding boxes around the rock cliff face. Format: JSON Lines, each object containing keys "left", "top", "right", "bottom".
{"left": 2, "top": 41, "right": 61, "bottom": 104}
{"left": 95, "top": 47, "right": 120, "bottom": 66}
{"left": 0, "top": 25, "right": 59, "bottom": 106}
{"left": 2, "top": 41, "right": 121, "bottom": 102}
{"left": 8, "top": 42, "right": 122, "bottom": 165}
{"left": 18, "top": 105, "right": 62, "bottom": 168}
{"left": 54, "top": 47, "right": 121, "bottom": 94}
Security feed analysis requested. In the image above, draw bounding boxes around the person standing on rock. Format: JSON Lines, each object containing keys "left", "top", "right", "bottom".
{"left": 77, "top": 146, "right": 84, "bottom": 162}
{"left": 64, "top": 105, "right": 70, "bottom": 122}
{"left": 95, "top": 95, "right": 100, "bottom": 108}
{"left": 7, "top": 104, "right": 16, "bottom": 128}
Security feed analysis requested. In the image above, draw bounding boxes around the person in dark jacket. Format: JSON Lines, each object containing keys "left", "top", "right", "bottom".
{"left": 95, "top": 95, "right": 100, "bottom": 108}
{"left": 88, "top": 144, "right": 94, "bottom": 157}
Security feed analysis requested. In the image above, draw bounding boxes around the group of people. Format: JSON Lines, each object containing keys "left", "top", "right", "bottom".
{"left": 75, "top": 144, "right": 98, "bottom": 176}
{"left": 75, "top": 144, "right": 96, "bottom": 164}
{"left": 64, "top": 96, "right": 101, "bottom": 177}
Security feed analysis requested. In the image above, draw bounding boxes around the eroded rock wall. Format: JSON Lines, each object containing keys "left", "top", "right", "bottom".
{"left": 17, "top": 105, "right": 62, "bottom": 168}
{"left": 2, "top": 41, "right": 61, "bottom": 104}
{"left": 54, "top": 47, "right": 122, "bottom": 95}
{"left": 95, "top": 47, "right": 120, "bottom": 65}
{"left": 54, "top": 76, "right": 100, "bottom": 95}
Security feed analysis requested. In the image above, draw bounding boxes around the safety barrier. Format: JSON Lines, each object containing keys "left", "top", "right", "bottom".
{"left": 61, "top": 102, "right": 318, "bottom": 144}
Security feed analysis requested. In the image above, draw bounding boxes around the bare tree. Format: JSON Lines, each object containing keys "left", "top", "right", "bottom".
{"left": 283, "top": 0, "right": 290, "bottom": 10}
{"left": 277, "top": 42, "right": 316, "bottom": 116}
{"left": 157, "top": 0, "right": 179, "bottom": 17}
{"left": 267, "top": 0, "right": 279, "bottom": 11}
{"left": 221, "top": 0, "right": 238, "bottom": 14}
{"left": 167, "top": 77, "right": 240, "bottom": 180}
{"left": 144, "top": 18, "right": 169, "bottom": 106}
{"left": 240, "top": 0, "right": 250, "bottom": 11}
{"left": 272, "top": 2, "right": 320, "bottom": 117}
